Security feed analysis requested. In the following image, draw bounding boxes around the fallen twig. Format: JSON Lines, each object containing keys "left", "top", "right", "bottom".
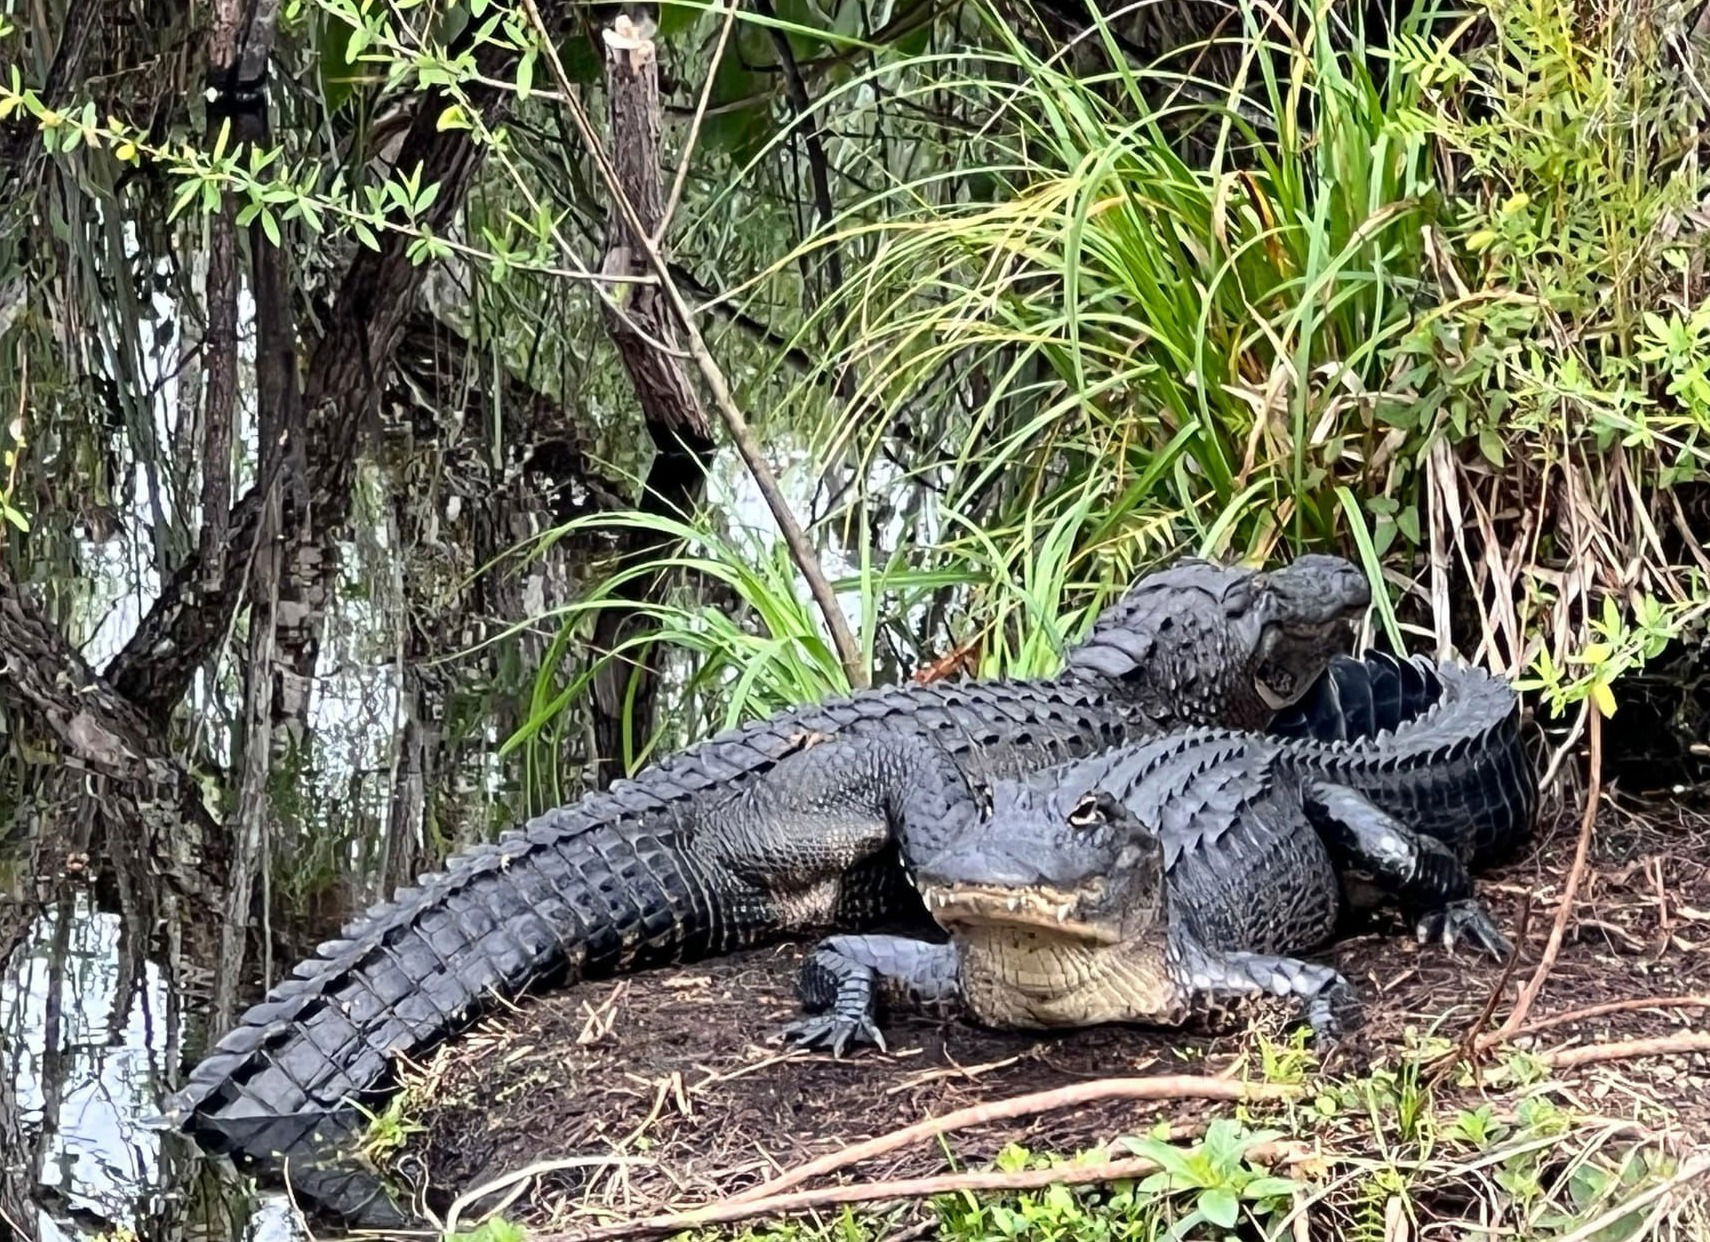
{"left": 726, "top": 1074, "right": 1300, "bottom": 1205}
{"left": 537, "top": 1141, "right": 1305, "bottom": 1241}
{"left": 883, "top": 1052, "right": 1026, "bottom": 1095}
{"left": 1500, "top": 709, "right": 1603, "bottom": 1037}
{"left": 1538, "top": 1032, "right": 1710, "bottom": 1070}
{"left": 1483, "top": 993, "right": 1710, "bottom": 1047}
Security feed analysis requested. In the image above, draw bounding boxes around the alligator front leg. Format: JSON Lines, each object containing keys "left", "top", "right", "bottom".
{"left": 784, "top": 935, "right": 961, "bottom": 1056}
{"left": 1174, "top": 937, "right": 1363, "bottom": 1041}
{"left": 712, "top": 734, "right": 986, "bottom": 933}
{"left": 1303, "top": 779, "right": 1511, "bottom": 960}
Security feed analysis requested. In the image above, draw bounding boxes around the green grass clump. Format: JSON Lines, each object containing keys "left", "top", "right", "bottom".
{"left": 576, "top": 0, "right": 1710, "bottom": 764}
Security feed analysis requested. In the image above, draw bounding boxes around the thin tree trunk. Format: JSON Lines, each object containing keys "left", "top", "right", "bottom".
{"left": 590, "top": 19, "right": 717, "bottom": 786}
{"left": 203, "top": 0, "right": 296, "bottom": 1030}
{"left": 198, "top": 211, "right": 237, "bottom": 587}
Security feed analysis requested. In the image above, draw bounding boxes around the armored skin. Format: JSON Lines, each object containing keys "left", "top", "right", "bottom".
{"left": 1268, "top": 649, "right": 1539, "bottom": 868}
{"left": 786, "top": 728, "right": 1511, "bottom": 1053}
{"left": 155, "top": 554, "right": 1371, "bottom": 1221}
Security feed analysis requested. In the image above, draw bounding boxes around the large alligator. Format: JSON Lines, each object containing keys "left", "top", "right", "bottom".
{"left": 784, "top": 726, "right": 1512, "bottom": 1053}
{"left": 156, "top": 554, "right": 1371, "bottom": 1220}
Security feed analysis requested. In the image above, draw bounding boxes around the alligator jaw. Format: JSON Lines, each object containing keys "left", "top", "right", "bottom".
{"left": 919, "top": 883, "right": 1124, "bottom": 945}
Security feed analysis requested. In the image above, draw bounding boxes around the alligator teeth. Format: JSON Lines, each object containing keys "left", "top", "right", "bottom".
{"left": 1055, "top": 904, "right": 1070, "bottom": 923}
{"left": 1007, "top": 896, "right": 1021, "bottom": 912}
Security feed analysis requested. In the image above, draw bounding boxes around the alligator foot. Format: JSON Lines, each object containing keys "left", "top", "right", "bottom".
{"left": 788, "top": 934, "right": 960, "bottom": 1057}
{"left": 1303, "top": 973, "right": 1364, "bottom": 1044}
{"left": 1179, "top": 940, "right": 1364, "bottom": 1044}
{"left": 783, "top": 1012, "right": 887, "bottom": 1057}
{"left": 1305, "top": 778, "right": 1513, "bottom": 963}
{"left": 1415, "top": 897, "right": 1512, "bottom": 960}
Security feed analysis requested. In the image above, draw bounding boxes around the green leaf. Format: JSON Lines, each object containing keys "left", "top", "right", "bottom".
{"left": 1199, "top": 1187, "right": 1240, "bottom": 1229}
{"left": 655, "top": 0, "right": 699, "bottom": 36}
{"left": 318, "top": 13, "right": 359, "bottom": 112}
{"left": 1242, "top": 1176, "right": 1302, "bottom": 1199}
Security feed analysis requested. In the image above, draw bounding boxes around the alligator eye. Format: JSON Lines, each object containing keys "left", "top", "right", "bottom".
{"left": 1067, "top": 792, "right": 1122, "bottom": 828}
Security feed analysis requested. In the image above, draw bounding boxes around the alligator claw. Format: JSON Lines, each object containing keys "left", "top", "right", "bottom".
{"left": 1414, "top": 898, "right": 1511, "bottom": 961}
{"left": 1305, "top": 979, "right": 1364, "bottom": 1045}
{"left": 782, "top": 1013, "right": 887, "bottom": 1057}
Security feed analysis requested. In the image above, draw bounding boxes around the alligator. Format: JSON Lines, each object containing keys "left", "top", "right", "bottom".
{"left": 154, "top": 553, "right": 1371, "bottom": 1222}
{"left": 784, "top": 727, "right": 1512, "bottom": 1054}
{"left": 1266, "top": 649, "right": 1538, "bottom": 869}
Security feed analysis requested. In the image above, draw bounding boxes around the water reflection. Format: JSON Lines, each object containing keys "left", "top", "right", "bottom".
{"left": 0, "top": 887, "right": 303, "bottom": 1241}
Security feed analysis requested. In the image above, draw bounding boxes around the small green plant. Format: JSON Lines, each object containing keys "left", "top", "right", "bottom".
{"left": 1121, "top": 1118, "right": 1304, "bottom": 1237}
{"left": 352, "top": 1091, "right": 424, "bottom": 1163}
{"left": 1442, "top": 1103, "right": 1509, "bottom": 1148}
{"left": 446, "top": 1219, "right": 527, "bottom": 1242}
{"left": 1251, "top": 1027, "right": 1319, "bottom": 1087}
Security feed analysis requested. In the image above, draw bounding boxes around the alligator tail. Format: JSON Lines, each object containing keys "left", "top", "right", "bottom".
{"left": 1270, "top": 651, "right": 1539, "bottom": 865}
{"left": 158, "top": 810, "right": 726, "bottom": 1169}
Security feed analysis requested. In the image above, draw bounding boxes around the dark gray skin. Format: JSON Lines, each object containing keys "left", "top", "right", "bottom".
{"left": 785, "top": 728, "right": 1510, "bottom": 1055}
{"left": 1268, "top": 650, "right": 1539, "bottom": 869}
{"left": 154, "top": 554, "right": 1370, "bottom": 1227}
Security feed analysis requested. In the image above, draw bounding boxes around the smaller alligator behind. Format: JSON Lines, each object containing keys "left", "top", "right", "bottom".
{"left": 784, "top": 727, "right": 1512, "bottom": 1053}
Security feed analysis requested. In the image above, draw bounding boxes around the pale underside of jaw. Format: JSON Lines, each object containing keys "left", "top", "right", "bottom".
{"left": 920, "top": 884, "right": 1127, "bottom": 945}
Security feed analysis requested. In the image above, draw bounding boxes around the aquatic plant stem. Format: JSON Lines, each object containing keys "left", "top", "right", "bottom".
{"left": 520, "top": 2, "right": 868, "bottom": 690}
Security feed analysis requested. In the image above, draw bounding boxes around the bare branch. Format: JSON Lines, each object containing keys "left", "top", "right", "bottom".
{"left": 524, "top": 5, "right": 868, "bottom": 689}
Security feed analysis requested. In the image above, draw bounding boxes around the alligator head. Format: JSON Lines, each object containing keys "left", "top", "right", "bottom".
{"left": 912, "top": 780, "right": 1173, "bottom": 1026}
{"left": 1063, "top": 553, "right": 1371, "bottom": 729}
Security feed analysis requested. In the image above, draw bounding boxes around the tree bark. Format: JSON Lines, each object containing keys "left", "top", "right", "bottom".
{"left": 193, "top": 0, "right": 298, "bottom": 1031}
{"left": 0, "top": 573, "right": 222, "bottom": 916}
{"left": 589, "top": 19, "right": 716, "bottom": 786}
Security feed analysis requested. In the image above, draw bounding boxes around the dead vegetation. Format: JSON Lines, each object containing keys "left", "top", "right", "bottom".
{"left": 383, "top": 788, "right": 1710, "bottom": 1239}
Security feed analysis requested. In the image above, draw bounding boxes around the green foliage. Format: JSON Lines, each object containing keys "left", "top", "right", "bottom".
{"left": 773, "top": 0, "right": 1435, "bottom": 577}
{"left": 1382, "top": 0, "right": 1710, "bottom": 704}
{"left": 509, "top": 503, "right": 1154, "bottom": 789}
{"left": 446, "top": 1219, "right": 528, "bottom": 1242}
{"left": 352, "top": 1090, "right": 425, "bottom": 1164}
{"left": 0, "top": 413, "right": 28, "bottom": 541}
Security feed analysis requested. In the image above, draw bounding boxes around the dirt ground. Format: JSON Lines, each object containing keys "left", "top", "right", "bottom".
{"left": 393, "top": 792, "right": 1710, "bottom": 1233}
